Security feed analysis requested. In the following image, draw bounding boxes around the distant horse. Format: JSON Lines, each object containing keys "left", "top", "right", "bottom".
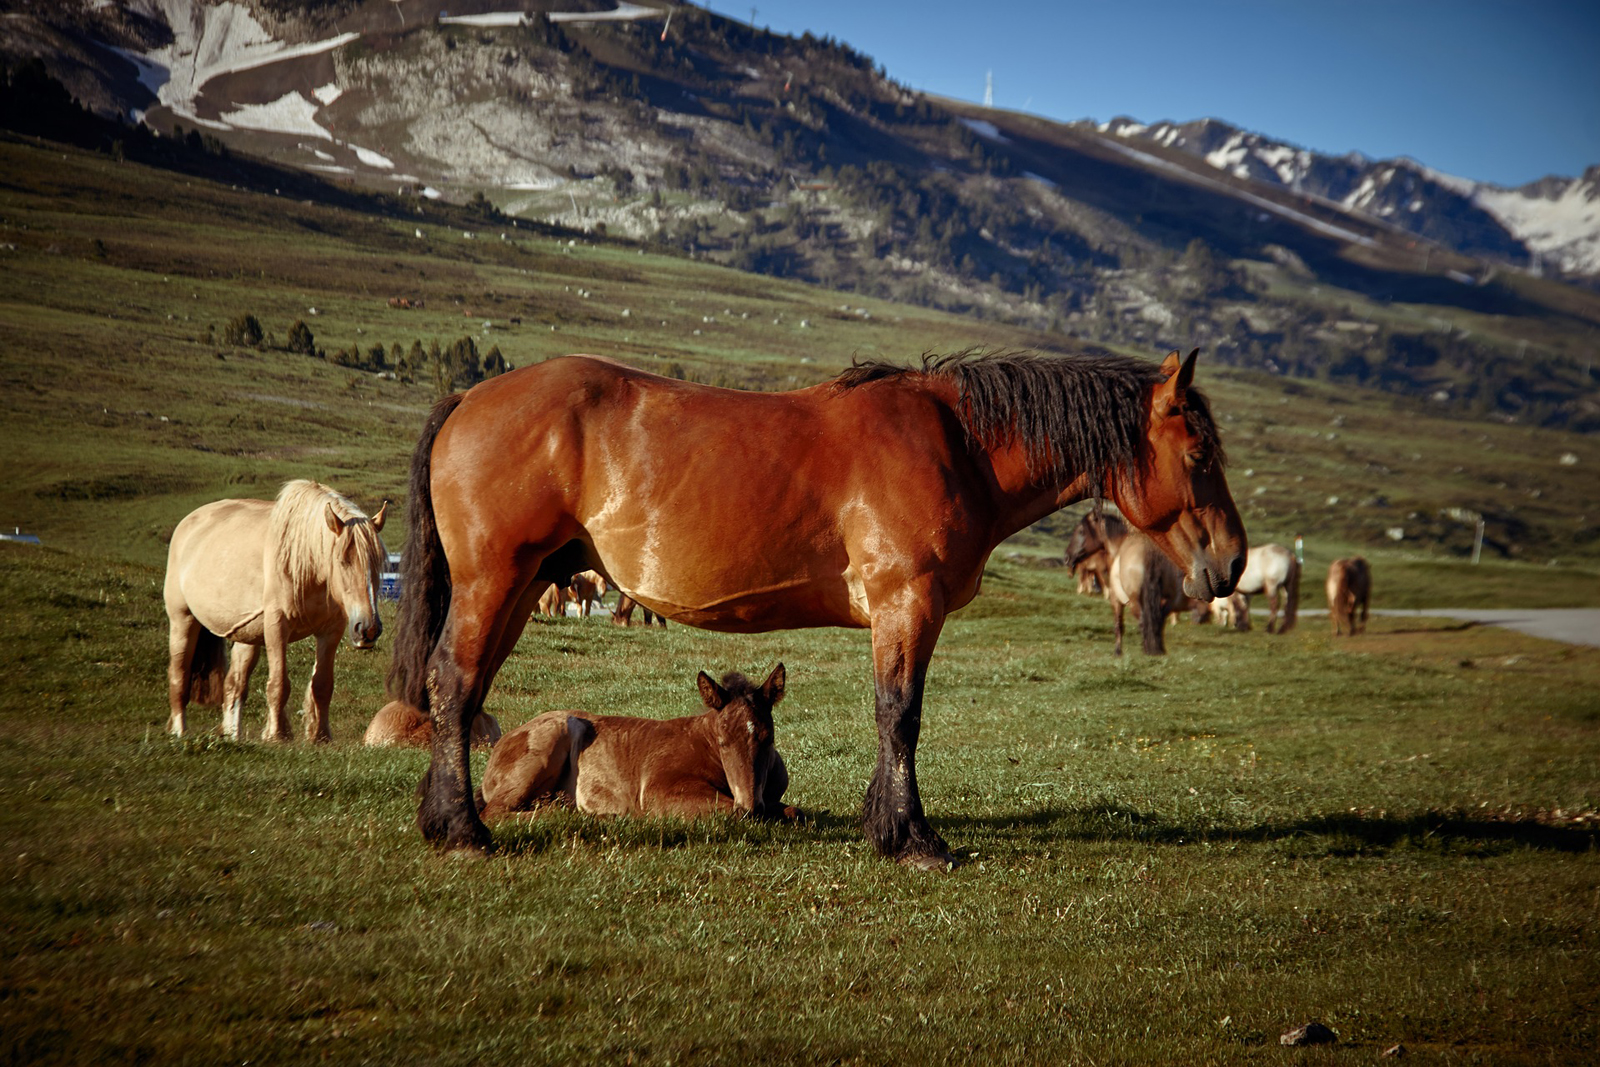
{"left": 164, "top": 480, "right": 387, "bottom": 742}
{"left": 1106, "top": 532, "right": 1187, "bottom": 655}
{"left": 567, "top": 569, "right": 609, "bottom": 616}
{"left": 389, "top": 348, "right": 1244, "bottom": 866}
{"left": 1326, "top": 557, "right": 1371, "bottom": 636}
{"left": 611, "top": 592, "right": 668, "bottom": 628}
{"left": 476, "top": 664, "right": 790, "bottom": 822}
{"left": 535, "top": 583, "right": 565, "bottom": 617}
{"left": 363, "top": 701, "right": 501, "bottom": 748}
{"left": 1064, "top": 511, "right": 1127, "bottom": 596}
{"left": 1190, "top": 591, "right": 1250, "bottom": 628}
{"left": 1231, "top": 543, "right": 1301, "bottom": 633}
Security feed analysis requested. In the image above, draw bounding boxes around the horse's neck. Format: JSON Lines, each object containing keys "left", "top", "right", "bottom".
{"left": 983, "top": 444, "right": 1103, "bottom": 542}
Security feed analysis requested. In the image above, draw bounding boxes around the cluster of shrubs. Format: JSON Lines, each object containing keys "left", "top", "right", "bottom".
{"left": 221, "top": 314, "right": 510, "bottom": 394}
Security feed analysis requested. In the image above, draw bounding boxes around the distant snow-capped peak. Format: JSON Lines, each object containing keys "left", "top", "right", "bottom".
{"left": 1097, "top": 117, "right": 1600, "bottom": 275}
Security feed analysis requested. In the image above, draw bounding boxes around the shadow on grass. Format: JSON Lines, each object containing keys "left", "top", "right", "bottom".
{"left": 487, "top": 802, "right": 1595, "bottom": 858}
{"left": 940, "top": 804, "right": 1598, "bottom": 855}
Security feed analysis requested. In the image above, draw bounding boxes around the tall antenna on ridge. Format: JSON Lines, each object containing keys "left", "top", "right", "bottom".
{"left": 984, "top": 70, "right": 993, "bottom": 108}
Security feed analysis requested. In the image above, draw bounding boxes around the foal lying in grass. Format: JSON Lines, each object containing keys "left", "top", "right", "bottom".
{"left": 477, "top": 664, "right": 794, "bottom": 822}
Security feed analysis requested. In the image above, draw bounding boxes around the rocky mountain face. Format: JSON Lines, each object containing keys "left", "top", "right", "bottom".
{"left": 4, "top": 0, "right": 1599, "bottom": 429}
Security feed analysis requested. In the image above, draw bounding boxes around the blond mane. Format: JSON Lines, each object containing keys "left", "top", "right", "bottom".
{"left": 268, "top": 480, "right": 386, "bottom": 617}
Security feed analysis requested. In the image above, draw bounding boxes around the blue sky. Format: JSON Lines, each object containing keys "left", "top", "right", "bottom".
{"left": 703, "top": 1, "right": 1600, "bottom": 187}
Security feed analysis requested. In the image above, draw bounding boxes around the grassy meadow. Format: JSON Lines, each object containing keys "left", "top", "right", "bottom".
{"left": 1, "top": 134, "right": 1598, "bottom": 1063}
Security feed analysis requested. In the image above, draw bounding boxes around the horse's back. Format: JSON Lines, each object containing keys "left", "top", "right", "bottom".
{"left": 430, "top": 355, "right": 969, "bottom": 631}
{"left": 166, "top": 499, "right": 271, "bottom": 638}
{"left": 1239, "top": 543, "right": 1293, "bottom": 593}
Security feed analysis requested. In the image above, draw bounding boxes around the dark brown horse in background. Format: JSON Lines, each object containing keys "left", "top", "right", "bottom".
{"left": 1064, "top": 511, "right": 1128, "bottom": 596}
{"left": 389, "top": 348, "right": 1245, "bottom": 868}
{"left": 1327, "top": 557, "right": 1371, "bottom": 635}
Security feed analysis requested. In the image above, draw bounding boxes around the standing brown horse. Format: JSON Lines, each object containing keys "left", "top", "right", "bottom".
{"left": 389, "top": 348, "right": 1244, "bottom": 867}
{"left": 1327, "top": 557, "right": 1371, "bottom": 635}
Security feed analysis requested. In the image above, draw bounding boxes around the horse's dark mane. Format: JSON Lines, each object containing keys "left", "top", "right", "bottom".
{"left": 831, "top": 349, "right": 1225, "bottom": 489}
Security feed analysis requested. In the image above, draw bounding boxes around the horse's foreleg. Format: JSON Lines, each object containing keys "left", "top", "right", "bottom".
{"left": 303, "top": 631, "right": 338, "bottom": 744}
{"left": 261, "top": 616, "right": 293, "bottom": 742}
{"left": 166, "top": 611, "right": 200, "bottom": 737}
{"left": 863, "top": 586, "right": 952, "bottom": 869}
{"left": 222, "top": 642, "right": 259, "bottom": 740}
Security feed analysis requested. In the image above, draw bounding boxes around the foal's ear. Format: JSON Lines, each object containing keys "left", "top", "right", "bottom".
{"left": 761, "top": 662, "right": 786, "bottom": 706}
{"left": 324, "top": 502, "right": 347, "bottom": 535}
{"left": 697, "top": 671, "right": 728, "bottom": 710}
{"left": 371, "top": 499, "right": 390, "bottom": 532}
{"left": 1153, "top": 348, "right": 1199, "bottom": 416}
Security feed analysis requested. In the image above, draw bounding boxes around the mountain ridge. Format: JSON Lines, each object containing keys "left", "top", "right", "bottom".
{"left": 4, "top": 0, "right": 1598, "bottom": 429}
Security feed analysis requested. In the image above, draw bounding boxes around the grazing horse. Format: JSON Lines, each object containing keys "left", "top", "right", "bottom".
{"left": 1064, "top": 511, "right": 1128, "bottom": 596}
{"left": 1106, "top": 532, "right": 1187, "bottom": 655}
{"left": 1327, "top": 557, "right": 1371, "bottom": 636}
{"left": 389, "top": 348, "right": 1244, "bottom": 867}
{"left": 567, "top": 569, "right": 609, "bottom": 616}
{"left": 165, "top": 480, "right": 387, "bottom": 742}
{"left": 477, "top": 664, "right": 790, "bottom": 822}
{"left": 1231, "top": 543, "right": 1301, "bottom": 633}
{"left": 612, "top": 592, "right": 668, "bottom": 628}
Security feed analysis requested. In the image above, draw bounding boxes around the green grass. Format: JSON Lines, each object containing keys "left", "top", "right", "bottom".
{"left": 2, "top": 544, "right": 1597, "bottom": 1064}
{"left": 2, "top": 133, "right": 1599, "bottom": 1064}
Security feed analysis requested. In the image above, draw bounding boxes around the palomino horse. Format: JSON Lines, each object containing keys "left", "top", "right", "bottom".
{"left": 1231, "top": 543, "right": 1301, "bottom": 633}
{"left": 1327, "top": 557, "right": 1371, "bottom": 636}
{"left": 477, "top": 664, "right": 790, "bottom": 822}
{"left": 165, "top": 480, "right": 387, "bottom": 742}
{"left": 612, "top": 592, "right": 668, "bottom": 628}
{"left": 389, "top": 349, "right": 1244, "bottom": 867}
{"left": 1106, "top": 532, "right": 1187, "bottom": 655}
{"left": 1064, "top": 511, "right": 1128, "bottom": 596}
{"left": 568, "top": 570, "right": 609, "bottom": 616}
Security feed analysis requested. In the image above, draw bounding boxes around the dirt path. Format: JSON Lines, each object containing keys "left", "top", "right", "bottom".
{"left": 1296, "top": 608, "right": 1600, "bottom": 648}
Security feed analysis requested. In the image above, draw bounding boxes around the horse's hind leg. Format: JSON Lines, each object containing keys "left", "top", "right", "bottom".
{"left": 1111, "top": 601, "right": 1126, "bottom": 657}
{"left": 1265, "top": 586, "right": 1281, "bottom": 634}
{"left": 419, "top": 571, "right": 538, "bottom": 851}
{"left": 166, "top": 611, "right": 201, "bottom": 737}
{"left": 222, "top": 642, "right": 259, "bottom": 740}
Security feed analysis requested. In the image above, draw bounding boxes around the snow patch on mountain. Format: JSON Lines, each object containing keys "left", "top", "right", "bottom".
{"left": 221, "top": 91, "right": 328, "bottom": 139}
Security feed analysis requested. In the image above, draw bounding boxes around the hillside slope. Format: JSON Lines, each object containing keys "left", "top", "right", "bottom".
{"left": 3, "top": 0, "right": 1599, "bottom": 429}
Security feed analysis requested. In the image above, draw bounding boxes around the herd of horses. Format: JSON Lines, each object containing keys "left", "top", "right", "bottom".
{"left": 159, "top": 348, "right": 1368, "bottom": 868}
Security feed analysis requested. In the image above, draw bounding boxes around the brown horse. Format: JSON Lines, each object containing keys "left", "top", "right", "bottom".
{"left": 389, "top": 348, "right": 1244, "bottom": 867}
{"left": 165, "top": 480, "right": 387, "bottom": 742}
{"left": 1327, "top": 557, "right": 1371, "bottom": 636}
{"left": 363, "top": 700, "right": 502, "bottom": 748}
{"left": 1106, "top": 532, "right": 1187, "bottom": 655}
{"left": 1064, "top": 511, "right": 1128, "bottom": 596}
{"left": 477, "top": 664, "right": 790, "bottom": 822}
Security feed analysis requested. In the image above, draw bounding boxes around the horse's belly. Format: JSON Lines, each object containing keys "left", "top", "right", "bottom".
{"left": 628, "top": 576, "right": 866, "bottom": 633}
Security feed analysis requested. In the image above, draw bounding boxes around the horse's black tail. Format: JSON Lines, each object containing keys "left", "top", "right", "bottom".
{"left": 386, "top": 393, "right": 465, "bottom": 713}
{"left": 1139, "top": 561, "right": 1171, "bottom": 656}
{"left": 188, "top": 629, "right": 228, "bottom": 707}
{"left": 1279, "top": 558, "right": 1301, "bottom": 634}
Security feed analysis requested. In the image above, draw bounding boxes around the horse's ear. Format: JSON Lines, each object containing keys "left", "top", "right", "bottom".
{"left": 697, "top": 671, "right": 727, "bottom": 710}
{"left": 371, "top": 499, "right": 390, "bottom": 532}
{"left": 761, "top": 662, "right": 786, "bottom": 706}
{"left": 1153, "top": 348, "right": 1198, "bottom": 416}
{"left": 324, "top": 502, "right": 346, "bottom": 535}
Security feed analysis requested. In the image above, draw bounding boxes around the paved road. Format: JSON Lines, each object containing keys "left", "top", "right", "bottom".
{"left": 1295, "top": 608, "right": 1600, "bottom": 648}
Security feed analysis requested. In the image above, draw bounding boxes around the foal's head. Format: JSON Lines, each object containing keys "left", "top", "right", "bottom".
{"left": 696, "top": 663, "right": 786, "bottom": 815}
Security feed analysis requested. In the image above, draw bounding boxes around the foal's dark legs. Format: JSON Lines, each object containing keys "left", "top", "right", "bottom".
{"left": 862, "top": 589, "right": 954, "bottom": 869}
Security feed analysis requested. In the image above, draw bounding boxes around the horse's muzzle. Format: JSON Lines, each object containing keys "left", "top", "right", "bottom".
{"left": 1184, "top": 552, "right": 1243, "bottom": 601}
{"left": 349, "top": 616, "right": 383, "bottom": 650}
